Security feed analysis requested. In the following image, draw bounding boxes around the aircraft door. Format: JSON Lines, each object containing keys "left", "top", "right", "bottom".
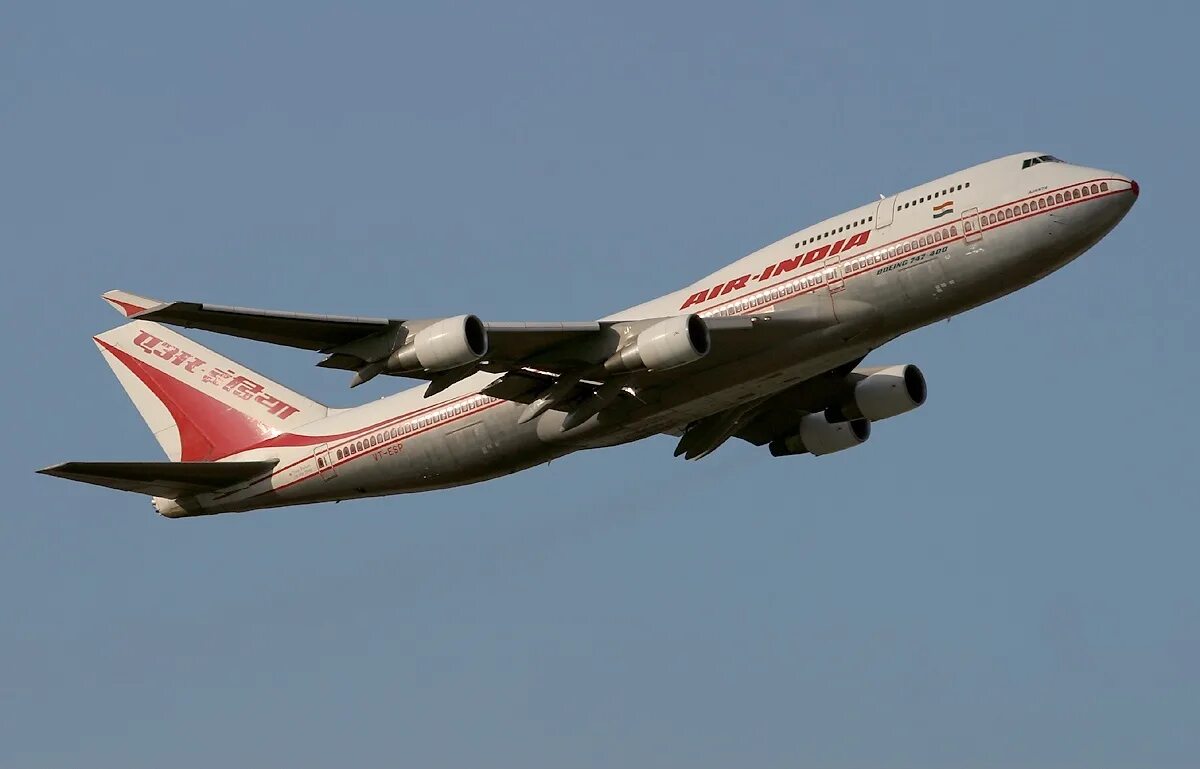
{"left": 962, "top": 207, "right": 983, "bottom": 243}
{"left": 314, "top": 443, "right": 337, "bottom": 480}
{"left": 825, "top": 258, "right": 845, "bottom": 293}
{"left": 875, "top": 195, "right": 896, "bottom": 229}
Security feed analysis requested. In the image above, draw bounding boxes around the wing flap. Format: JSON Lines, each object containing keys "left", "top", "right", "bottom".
{"left": 37, "top": 460, "right": 278, "bottom": 498}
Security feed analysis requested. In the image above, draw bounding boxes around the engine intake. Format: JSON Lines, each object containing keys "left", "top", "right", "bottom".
{"left": 387, "top": 314, "right": 488, "bottom": 373}
{"left": 604, "top": 314, "right": 710, "bottom": 373}
{"left": 826, "top": 364, "right": 927, "bottom": 423}
{"left": 769, "top": 413, "right": 870, "bottom": 457}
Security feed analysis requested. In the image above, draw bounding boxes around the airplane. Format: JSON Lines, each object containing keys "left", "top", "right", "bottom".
{"left": 38, "top": 152, "right": 1138, "bottom": 518}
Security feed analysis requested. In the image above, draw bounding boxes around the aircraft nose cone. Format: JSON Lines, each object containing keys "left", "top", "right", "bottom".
{"left": 1130, "top": 179, "right": 1139, "bottom": 197}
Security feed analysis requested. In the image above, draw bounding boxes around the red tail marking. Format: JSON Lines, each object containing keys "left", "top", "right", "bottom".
{"left": 103, "top": 296, "right": 152, "bottom": 317}
{"left": 97, "top": 339, "right": 279, "bottom": 461}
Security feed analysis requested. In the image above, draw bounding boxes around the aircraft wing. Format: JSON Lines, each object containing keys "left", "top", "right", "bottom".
{"left": 668, "top": 358, "right": 870, "bottom": 459}
{"left": 102, "top": 290, "right": 602, "bottom": 388}
{"left": 101, "top": 290, "right": 880, "bottom": 419}
{"left": 37, "top": 460, "right": 278, "bottom": 498}
{"left": 103, "top": 290, "right": 601, "bottom": 357}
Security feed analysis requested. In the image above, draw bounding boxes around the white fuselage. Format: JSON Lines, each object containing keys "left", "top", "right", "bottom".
{"left": 157, "top": 152, "right": 1137, "bottom": 517}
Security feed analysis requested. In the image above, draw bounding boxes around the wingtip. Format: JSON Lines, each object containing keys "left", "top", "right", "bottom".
{"left": 101, "top": 290, "right": 160, "bottom": 318}
{"left": 35, "top": 462, "right": 68, "bottom": 476}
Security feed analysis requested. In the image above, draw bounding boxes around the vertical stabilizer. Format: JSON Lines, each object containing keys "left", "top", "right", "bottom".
{"left": 94, "top": 321, "right": 328, "bottom": 461}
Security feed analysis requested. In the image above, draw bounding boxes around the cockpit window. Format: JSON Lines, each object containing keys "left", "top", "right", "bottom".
{"left": 1022, "top": 154, "right": 1065, "bottom": 169}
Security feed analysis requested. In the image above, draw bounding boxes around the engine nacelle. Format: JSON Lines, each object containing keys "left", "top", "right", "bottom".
{"left": 386, "top": 314, "right": 488, "bottom": 373}
{"left": 826, "top": 364, "right": 927, "bottom": 422}
{"left": 604, "top": 314, "right": 710, "bottom": 373}
{"left": 769, "top": 413, "right": 870, "bottom": 457}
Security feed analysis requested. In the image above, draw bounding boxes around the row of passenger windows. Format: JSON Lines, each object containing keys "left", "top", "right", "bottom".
{"left": 702, "top": 270, "right": 830, "bottom": 318}
{"left": 333, "top": 394, "right": 497, "bottom": 462}
{"left": 793, "top": 215, "right": 874, "bottom": 249}
{"left": 844, "top": 225, "right": 959, "bottom": 273}
{"left": 900, "top": 181, "right": 969, "bottom": 211}
{"left": 967, "top": 182, "right": 1109, "bottom": 230}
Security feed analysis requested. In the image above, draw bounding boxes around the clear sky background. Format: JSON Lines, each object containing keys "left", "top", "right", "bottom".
{"left": 3, "top": 2, "right": 1196, "bottom": 767}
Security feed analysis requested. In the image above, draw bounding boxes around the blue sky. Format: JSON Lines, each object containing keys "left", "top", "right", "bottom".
{"left": 3, "top": 2, "right": 1196, "bottom": 767}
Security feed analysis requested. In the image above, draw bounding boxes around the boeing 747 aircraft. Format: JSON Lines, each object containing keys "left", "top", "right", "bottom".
{"left": 40, "top": 152, "right": 1138, "bottom": 517}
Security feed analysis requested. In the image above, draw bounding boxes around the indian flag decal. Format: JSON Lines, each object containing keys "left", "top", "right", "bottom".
{"left": 932, "top": 200, "right": 954, "bottom": 218}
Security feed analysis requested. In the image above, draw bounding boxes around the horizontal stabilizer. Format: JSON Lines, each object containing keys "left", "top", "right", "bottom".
{"left": 37, "top": 460, "right": 277, "bottom": 498}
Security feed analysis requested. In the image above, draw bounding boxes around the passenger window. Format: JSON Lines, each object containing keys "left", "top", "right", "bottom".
{"left": 989, "top": 212, "right": 997, "bottom": 224}
{"left": 1081, "top": 186, "right": 1090, "bottom": 196}
{"left": 1038, "top": 198, "right": 1045, "bottom": 209}
{"left": 1022, "top": 202, "right": 1029, "bottom": 214}
{"left": 1073, "top": 188, "right": 1081, "bottom": 199}
{"left": 1055, "top": 192, "right": 1064, "bottom": 204}
{"left": 1100, "top": 182, "right": 1109, "bottom": 192}
{"left": 1090, "top": 184, "right": 1099, "bottom": 194}
{"left": 949, "top": 225, "right": 957, "bottom": 236}
{"left": 934, "top": 231, "right": 941, "bottom": 242}
{"left": 336, "top": 449, "right": 343, "bottom": 460}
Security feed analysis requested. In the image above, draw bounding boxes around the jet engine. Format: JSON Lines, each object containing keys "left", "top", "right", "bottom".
{"left": 769, "top": 413, "right": 871, "bottom": 457}
{"left": 826, "top": 364, "right": 926, "bottom": 423}
{"left": 386, "top": 314, "right": 489, "bottom": 373}
{"left": 604, "top": 314, "right": 710, "bottom": 373}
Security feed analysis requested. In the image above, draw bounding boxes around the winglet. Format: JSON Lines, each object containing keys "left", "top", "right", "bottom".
{"left": 101, "top": 290, "right": 163, "bottom": 318}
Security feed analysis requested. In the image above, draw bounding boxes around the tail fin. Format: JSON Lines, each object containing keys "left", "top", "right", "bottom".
{"left": 94, "top": 320, "right": 328, "bottom": 461}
